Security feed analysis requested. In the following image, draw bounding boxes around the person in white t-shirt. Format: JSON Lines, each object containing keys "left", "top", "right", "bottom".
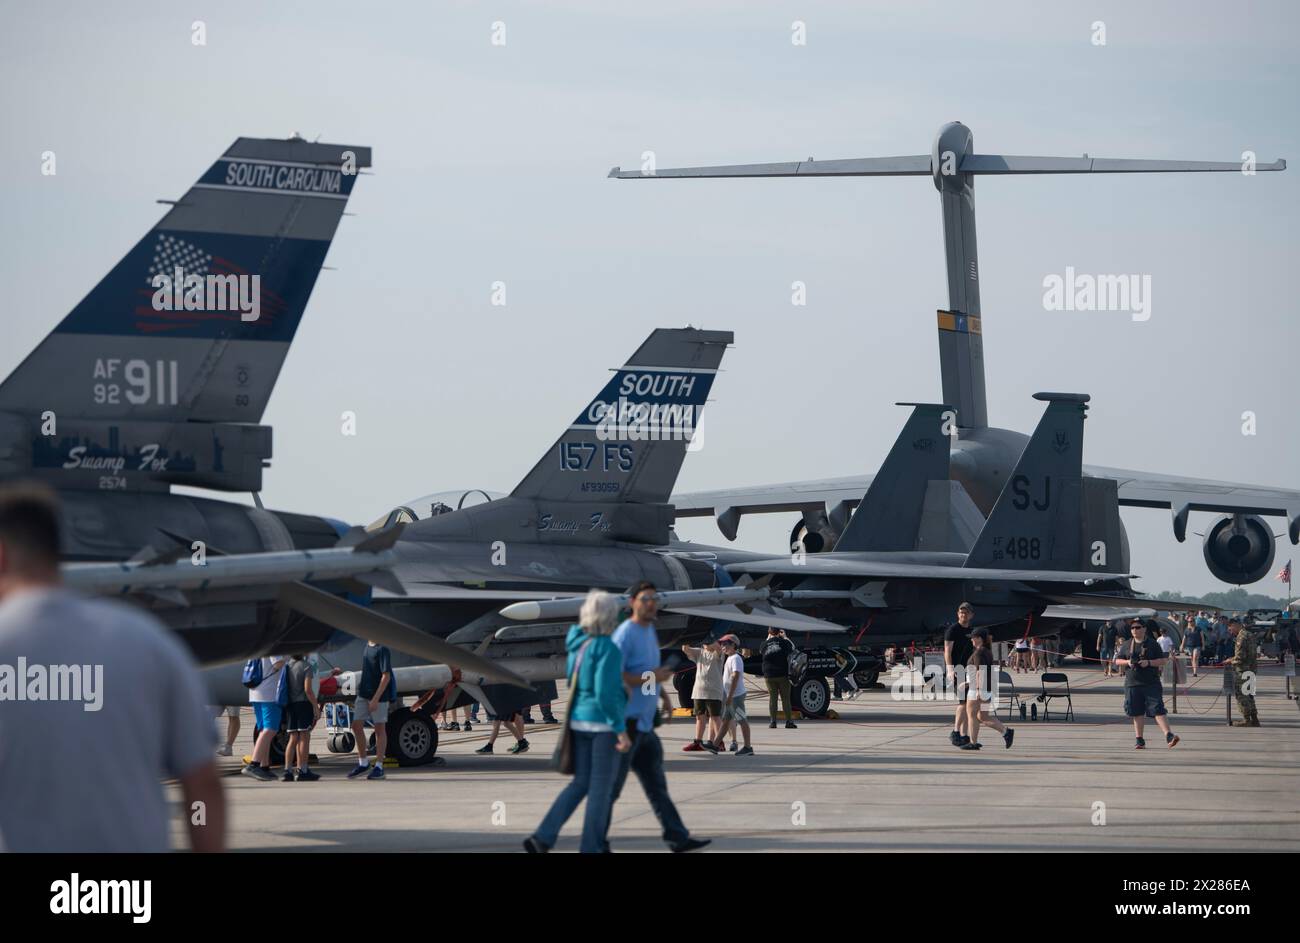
{"left": 1156, "top": 626, "right": 1176, "bottom": 655}
{"left": 711, "top": 635, "right": 753, "bottom": 756}
{"left": 243, "top": 654, "right": 286, "bottom": 781}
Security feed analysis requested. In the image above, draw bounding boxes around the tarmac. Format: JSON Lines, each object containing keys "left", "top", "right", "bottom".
{"left": 182, "top": 661, "right": 1300, "bottom": 852}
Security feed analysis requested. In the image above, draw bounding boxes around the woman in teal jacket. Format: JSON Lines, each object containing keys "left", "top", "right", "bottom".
{"left": 526, "top": 590, "right": 630, "bottom": 853}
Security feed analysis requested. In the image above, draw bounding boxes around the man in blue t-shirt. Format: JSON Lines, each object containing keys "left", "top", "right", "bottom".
{"left": 349, "top": 640, "right": 394, "bottom": 780}
{"left": 604, "top": 580, "right": 709, "bottom": 853}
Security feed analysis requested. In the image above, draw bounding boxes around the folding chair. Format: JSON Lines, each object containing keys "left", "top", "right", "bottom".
{"left": 997, "top": 670, "right": 1020, "bottom": 720}
{"left": 1039, "top": 672, "right": 1074, "bottom": 721}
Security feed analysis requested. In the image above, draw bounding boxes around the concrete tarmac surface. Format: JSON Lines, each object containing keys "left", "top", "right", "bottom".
{"left": 180, "top": 662, "right": 1300, "bottom": 852}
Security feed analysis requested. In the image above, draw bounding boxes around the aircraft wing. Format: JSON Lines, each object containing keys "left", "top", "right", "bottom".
{"left": 725, "top": 556, "right": 1133, "bottom": 584}
{"left": 1086, "top": 464, "right": 1300, "bottom": 542}
{"left": 673, "top": 464, "right": 1300, "bottom": 543}
{"left": 277, "top": 583, "right": 530, "bottom": 688}
{"left": 672, "top": 476, "right": 873, "bottom": 539}
{"left": 60, "top": 530, "right": 533, "bottom": 688}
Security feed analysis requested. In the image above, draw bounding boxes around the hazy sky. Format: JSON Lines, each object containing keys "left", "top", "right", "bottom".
{"left": 2, "top": 0, "right": 1297, "bottom": 596}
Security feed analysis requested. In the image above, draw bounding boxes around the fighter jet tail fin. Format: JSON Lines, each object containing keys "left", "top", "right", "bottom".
{"left": 509, "top": 327, "right": 733, "bottom": 510}
{"left": 0, "top": 137, "right": 371, "bottom": 426}
{"left": 833, "top": 403, "right": 953, "bottom": 552}
{"left": 965, "top": 393, "right": 1113, "bottom": 573}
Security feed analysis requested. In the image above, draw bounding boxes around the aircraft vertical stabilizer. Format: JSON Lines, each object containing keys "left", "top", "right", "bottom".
{"left": 510, "top": 327, "right": 732, "bottom": 508}
{"left": 965, "top": 393, "right": 1099, "bottom": 572}
{"left": 0, "top": 137, "right": 371, "bottom": 426}
{"left": 833, "top": 403, "right": 953, "bottom": 552}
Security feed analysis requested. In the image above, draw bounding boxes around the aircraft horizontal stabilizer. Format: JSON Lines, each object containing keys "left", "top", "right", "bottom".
{"left": 727, "top": 556, "right": 1134, "bottom": 584}
{"left": 1042, "top": 594, "right": 1213, "bottom": 614}
{"left": 611, "top": 153, "right": 1283, "bottom": 181}
{"left": 959, "top": 155, "right": 1285, "bottom": 174}
{"left": 610, "top": 155, "right": 932, "bottom": 178}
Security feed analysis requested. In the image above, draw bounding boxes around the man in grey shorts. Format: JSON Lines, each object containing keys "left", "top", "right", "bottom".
{"left": 348, "top": 640, "right": 394, "bottom": 780}
{"left": 713, "top": 635, "right": 753, "bottom": 755}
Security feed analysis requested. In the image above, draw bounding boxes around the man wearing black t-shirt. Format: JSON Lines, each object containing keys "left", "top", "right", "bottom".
{"left": 944, "top": 603, "right": 976, "bottom": 747}
{"left": 1116, "top": 619, "right": 1180, "bottom": 750}
{"left": 761, "top": 628, "right": 797, "bottom": 729}
{"left": 1097, "top": 620, "right": 1120, "bottom": 676}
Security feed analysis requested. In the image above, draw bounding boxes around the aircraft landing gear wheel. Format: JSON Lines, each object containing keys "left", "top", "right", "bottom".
{"left": 339, "top": 731, "right": 355, "bottom": 753}
{"left": 386, "top": 708, "right": 439, "bottom": 767}
{"left": 793, "top": 676, "right": 830, "bottom": 718}
{"left": 269, "top": 726, "right": 289, "bottom": 767}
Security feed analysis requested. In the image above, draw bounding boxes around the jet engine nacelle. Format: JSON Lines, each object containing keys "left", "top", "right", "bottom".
{"left": 789, "top": 510, "right": 840, "bottom": 555}
{"left": 1202, "top": 513, "right": 1276, "bottom": 585}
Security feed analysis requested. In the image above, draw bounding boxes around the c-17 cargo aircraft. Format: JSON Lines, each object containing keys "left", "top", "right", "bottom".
{"left": 357, "top": 329, "right": 847, "bottom": 641}
{"left": 0, "top": 136, "right": 526, "bottom": 689}
{"left": 611, "top": 122, "right": 1298, "bottom": 588}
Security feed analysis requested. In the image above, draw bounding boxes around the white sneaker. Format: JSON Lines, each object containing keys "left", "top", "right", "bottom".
{"left": 216, "top": 744, "right": 233, "bottom": 756}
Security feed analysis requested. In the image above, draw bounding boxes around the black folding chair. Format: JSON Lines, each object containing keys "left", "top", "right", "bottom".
{"left": 1039, "top": 672, "right": 1074, "bottom": 721}
{"left": 997, "top": 670, "right": 1020, "bottom": 720}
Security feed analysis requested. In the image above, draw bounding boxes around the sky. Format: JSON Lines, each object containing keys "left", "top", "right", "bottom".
{"left": 1, "top": 0, "right": 1297, "bottom": 596}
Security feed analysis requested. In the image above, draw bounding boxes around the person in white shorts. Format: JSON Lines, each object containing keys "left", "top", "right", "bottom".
{"left": 216, "top": 705, "right": 241, "bottom": 756}
{"left": 962, "top": 627, "right": 1014, "bottom": 751}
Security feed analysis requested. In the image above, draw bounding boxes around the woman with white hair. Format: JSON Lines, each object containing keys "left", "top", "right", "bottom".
{"left": 525, "top": 589, "right": 631, "bottom": 853}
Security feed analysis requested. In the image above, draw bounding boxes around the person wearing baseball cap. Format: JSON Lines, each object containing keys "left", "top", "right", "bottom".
{"left": 962, "top": 626, "right": 1014, "bottom": 750}
{"left": 712, "top": 635, "right": 753, "bottom": 756}
{"left": 1116, "top": 618, "right": 1180, "bottom": 749}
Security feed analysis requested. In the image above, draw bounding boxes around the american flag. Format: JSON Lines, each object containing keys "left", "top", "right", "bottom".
{"left": 1277, "top": 560, "right": 1292, "bottom": 583}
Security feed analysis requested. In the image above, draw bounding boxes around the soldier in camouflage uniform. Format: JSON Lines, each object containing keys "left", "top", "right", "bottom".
{"left": 1227, "top": 618, "right": 1260, "bottom": 727}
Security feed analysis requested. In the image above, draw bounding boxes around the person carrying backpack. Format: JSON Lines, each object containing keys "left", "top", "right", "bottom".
{"left": 242, "top": 654, "right": 287, "bottom": 781}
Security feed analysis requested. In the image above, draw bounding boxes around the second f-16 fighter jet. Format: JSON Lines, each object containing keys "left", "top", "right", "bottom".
{"left": 362, "top": 327, "right": 844, "bottom": 653}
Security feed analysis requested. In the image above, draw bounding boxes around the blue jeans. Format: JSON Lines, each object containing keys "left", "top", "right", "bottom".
{"left": 533, "top": 730, "right": 619, "bottom": 853}
{"left": 603, "top": 726, "right": 689, "bottom": 851}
